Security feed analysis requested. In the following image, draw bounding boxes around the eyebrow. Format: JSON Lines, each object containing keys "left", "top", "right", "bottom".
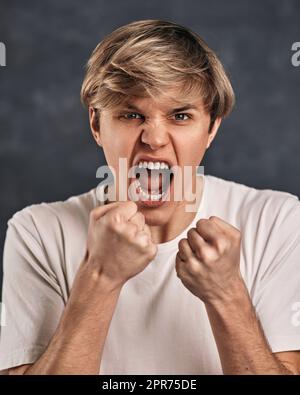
{"left": 120, "top": 103, "right": 199, "bottom": 113}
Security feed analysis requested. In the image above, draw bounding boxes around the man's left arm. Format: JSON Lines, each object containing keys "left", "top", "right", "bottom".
{"left": 176, "top": 216, "right": 300, "bottom": 375}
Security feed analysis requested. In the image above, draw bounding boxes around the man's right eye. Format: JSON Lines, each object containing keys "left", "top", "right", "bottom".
{"left": 122, "top": 113, "right": 144, "bottom": 120}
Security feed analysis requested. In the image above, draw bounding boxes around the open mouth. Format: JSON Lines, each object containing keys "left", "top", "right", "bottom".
{"left": 132, "top": 160, "right": 174, "bottom": 202}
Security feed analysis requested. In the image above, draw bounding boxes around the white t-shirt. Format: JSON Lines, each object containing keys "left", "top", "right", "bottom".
{"left": 1, "top": 174, "right": 300, "bottom": 374}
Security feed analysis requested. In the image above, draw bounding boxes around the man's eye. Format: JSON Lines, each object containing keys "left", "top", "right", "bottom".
{"left": 123, "top": 113, "right": 144, "bottom": 120}
{"left": 173, "top": 113, "right": 190, "bottom": 121}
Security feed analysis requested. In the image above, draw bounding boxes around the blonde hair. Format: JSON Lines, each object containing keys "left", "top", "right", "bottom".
{"left": 81, "top": 19, "right": 235, "bottom": 131}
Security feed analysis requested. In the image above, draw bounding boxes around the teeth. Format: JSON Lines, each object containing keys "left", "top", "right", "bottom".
{"left": 137, "top": 160, "right": 170, "bottom": 170}
{"left": 150, "top": 194, "right": 161, "bottom": 201}
{"left": 135, "top": 180, "right": 165, "bottom": 201}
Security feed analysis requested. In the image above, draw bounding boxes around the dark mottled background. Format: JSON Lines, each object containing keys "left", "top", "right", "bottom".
{"left": 0, "top": 0, "right": 300, "bottom": 288}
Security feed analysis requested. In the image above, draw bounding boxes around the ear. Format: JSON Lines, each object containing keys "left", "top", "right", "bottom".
{"left": 206, "top": 117, "right": 222, "bottom": 149}
{"left": 89, "top": 106, "right": 102, "bottom": 147}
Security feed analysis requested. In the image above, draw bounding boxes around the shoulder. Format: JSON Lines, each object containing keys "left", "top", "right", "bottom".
{"left": 205, "top": 175, "right": 300, "bottom": 286}
{"left": 3, "top": 188, "right": 99, "bottom": 286}
{"left": 206, "top": 175, "right": 300, "bottom": 271}
{"left": 205, "top": 174, "right": 300, "bottom": 254}
{"left": 7, "top": 188, "right": 98, "bottom": 241}
{"left": 205, "top": 174, "right": 300, "bottom": 225}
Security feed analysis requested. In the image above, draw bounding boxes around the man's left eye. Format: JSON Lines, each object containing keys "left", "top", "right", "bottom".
{"left": 173, "top": 113, "right": 190, "bottom": 121}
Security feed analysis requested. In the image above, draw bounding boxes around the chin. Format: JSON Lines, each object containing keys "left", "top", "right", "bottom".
{"left": 138, "top": 202, "right": 175, "bottom": 227}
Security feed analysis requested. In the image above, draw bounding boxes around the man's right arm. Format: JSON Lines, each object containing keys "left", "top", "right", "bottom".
{"left": 9, "top": 257, "right": 122, "bottom": 375}
{"left": 7, "top": 201, "right": 156, "bottom": 375}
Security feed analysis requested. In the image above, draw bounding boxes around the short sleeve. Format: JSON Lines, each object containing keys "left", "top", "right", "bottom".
{"left": 252, "top": 196, "right": 300, "bottom": 353}
{"left": 0, "top": 208, "right": 65, "bottom": 372}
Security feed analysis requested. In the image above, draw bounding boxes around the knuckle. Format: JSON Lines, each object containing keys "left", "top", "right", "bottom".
{"left": 136, "top": 232, "right": 150, "bottom": 248}
{"left": 110, "top": 211, "right": 123, "bottom": 223}
{"left": 178, "top": 238, "right": 187, "bottom": 249}
{"left": 103, "top": 214, "right": 124, "bottom": 233}
{"left": 186, "top": 259, "right": 200, "bottom": 275}
{"left": 175, "top": 258, "right": 183, "bottom": 277}
{"left": 196, "top": 218, "right": 207, "bottom": 229}
{"left": 175, "top": 267, "right": 182, "bottom": 279}
{"left": 147, "top": 243, "right": 157, "bottom": 259}
{"left": 232, "top": 229, "right": 241, "bottom": 243}
{"left": 103, "top": 215, "right": 117, "bottom": 230}
{"left": 125, "top": 200, "right": 138, "bottom": 212}
{"left": 187, "top": 228, "right": 195, "bottom": 239}
{"left": 89, "top": 209, "right": 97, "bottom": 222}
{"left": 215, "top": 237, "right": 229, "bottom": 252}
{"left": 209, "top": 247, "right": 220, "bottom": 261}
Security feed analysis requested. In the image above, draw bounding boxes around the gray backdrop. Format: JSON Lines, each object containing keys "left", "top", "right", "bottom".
{"left": 1, "top": 0, "right": 300, "bottom": 288}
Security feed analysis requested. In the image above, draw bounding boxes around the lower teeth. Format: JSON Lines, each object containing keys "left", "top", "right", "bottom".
{"left": 136, "top": 181, "right": 164, "bottom": 201}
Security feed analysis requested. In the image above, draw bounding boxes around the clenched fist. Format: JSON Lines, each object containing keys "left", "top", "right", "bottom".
{"left": 85, "top": 201, "right": 157, "bottom": 288}
{"left": 175, "top": 216, "right": 242, "bottom": 304}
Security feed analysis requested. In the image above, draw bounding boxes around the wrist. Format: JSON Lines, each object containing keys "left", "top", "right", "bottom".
{"left": 205, "top": 273, "right": 252, "bottom": 314}
{"left": 59, "top": 257, "right": 123, "bottom": 334}
{"left": 204, "top": 278, "right": 259, "bottom": 345}
{"left": 80, "top": 251, "right": 125, "bottom": 294}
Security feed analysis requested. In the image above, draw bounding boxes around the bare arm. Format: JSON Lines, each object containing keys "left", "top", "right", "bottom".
{"left": 11, "top": 259, "right": 122, "bottom": 375}
{"left": 205, "top": 279, "right": 299, "bottom": 375}
{"left": 176, "top": 216, "right": 300, "bottom": 375}
{"left": 15, "top": 276, "right": 296, "bottom": 375}
{"left": 8, "top": 201, "right": 156, "bottom": 375}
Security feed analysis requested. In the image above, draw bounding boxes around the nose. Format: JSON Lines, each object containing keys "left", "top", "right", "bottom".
{"left": 140, "top": 121, "right": 170, "bottom": 150}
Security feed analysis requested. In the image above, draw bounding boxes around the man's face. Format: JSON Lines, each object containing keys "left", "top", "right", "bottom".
{"left": 90, "top": 90, "right": 221, "bottom": 226}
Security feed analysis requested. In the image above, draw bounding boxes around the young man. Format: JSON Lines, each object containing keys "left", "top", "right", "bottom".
{"left": 1, "top": 19, "right": 300, "bottom": 375}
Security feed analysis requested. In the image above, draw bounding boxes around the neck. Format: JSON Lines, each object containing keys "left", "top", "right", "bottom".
{"left": 149, "top": 175, "right": 204, "bottom": 244}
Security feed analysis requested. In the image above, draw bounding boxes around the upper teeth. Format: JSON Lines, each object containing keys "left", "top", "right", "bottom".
{"left": 137, "top": 161, "right": 169, "bottom": 170}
